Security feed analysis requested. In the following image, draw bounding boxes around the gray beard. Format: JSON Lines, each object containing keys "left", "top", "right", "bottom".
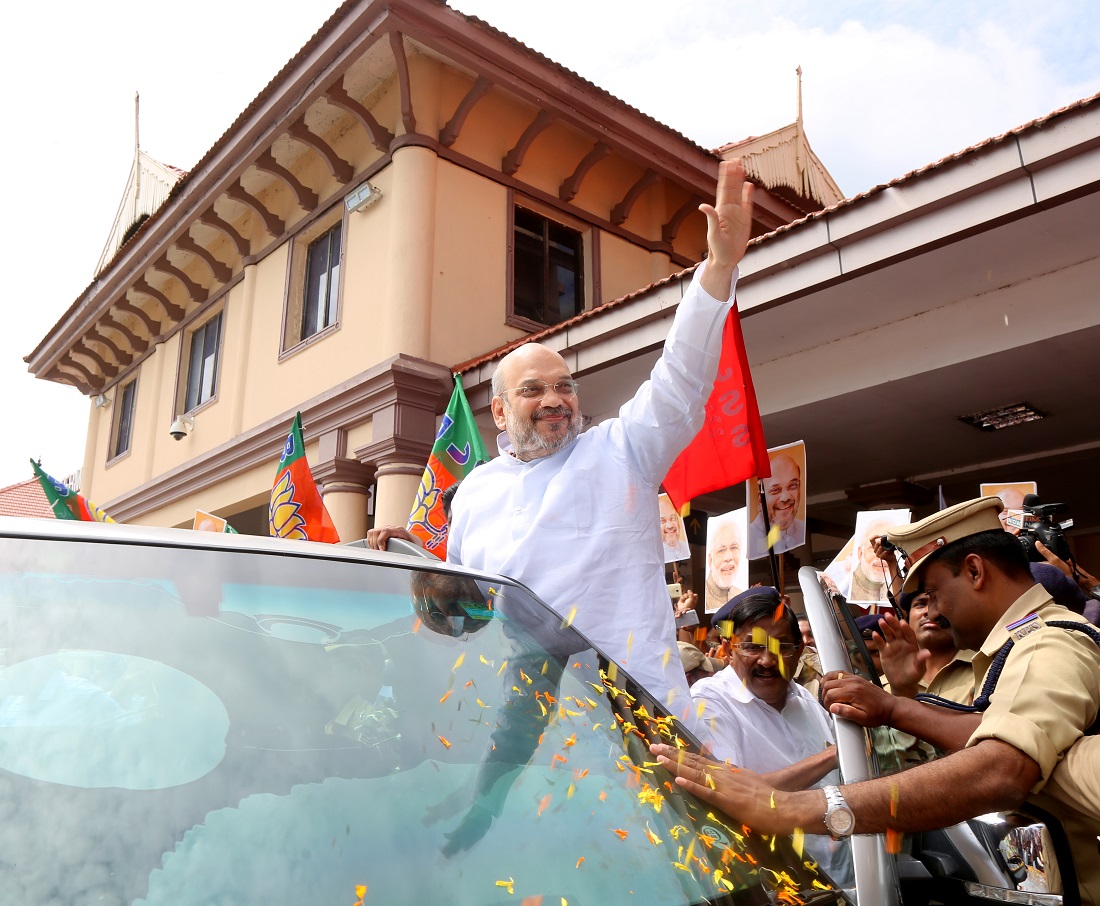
{"left": 507, "top": 406, "right": 583, "bottom": 459}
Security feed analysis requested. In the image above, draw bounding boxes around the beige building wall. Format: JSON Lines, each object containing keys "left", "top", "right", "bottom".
{"left": 48, "top": 9, "right": 790, "bottom": 539}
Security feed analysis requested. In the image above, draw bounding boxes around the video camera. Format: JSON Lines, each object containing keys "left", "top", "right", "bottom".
{"left": 1009, "top": 494, "right": 1074, "bottom": 563}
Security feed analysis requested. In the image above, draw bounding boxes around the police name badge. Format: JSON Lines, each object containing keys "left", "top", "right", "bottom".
{"left": 1006, "top": 613, "right": 1045, "bottom": 641}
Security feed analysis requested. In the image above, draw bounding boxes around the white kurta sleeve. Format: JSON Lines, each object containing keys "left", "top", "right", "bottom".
{"left": 613, "top": 260, "right": 737, "bottom": 483}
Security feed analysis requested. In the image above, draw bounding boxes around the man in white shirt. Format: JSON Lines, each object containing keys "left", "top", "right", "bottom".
{"left": 691, "top": 590, "right": 851, "bottom": 882}
{"left": 447, "top": 160, "right": 755, "bottom": 715}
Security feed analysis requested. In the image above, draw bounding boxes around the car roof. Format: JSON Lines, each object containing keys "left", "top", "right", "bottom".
{"left": 0, "top": 516, "right": 506, "bottom": 585}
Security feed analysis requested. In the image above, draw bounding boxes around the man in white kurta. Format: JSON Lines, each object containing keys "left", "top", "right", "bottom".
{"left": 690, "top": 597, "right": 852, "bottom": 884}
{"left": 692, "top": 664, "right": 837, "bottom": 775}
{"left": 447, "top": 161, "right": 756, "bottom": 719}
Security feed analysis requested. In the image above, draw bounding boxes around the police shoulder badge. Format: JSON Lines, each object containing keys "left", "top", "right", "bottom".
{"left": 1006, "top": 613, "right": 1045, "bottom": 641}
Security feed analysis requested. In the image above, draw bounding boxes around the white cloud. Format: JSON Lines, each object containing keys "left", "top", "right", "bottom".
{"left": 2, "top": 0, "right": 1098, "bottom": 491}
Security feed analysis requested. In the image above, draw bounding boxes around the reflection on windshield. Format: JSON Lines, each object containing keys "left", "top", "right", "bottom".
{"left": 0, "top": 537, "right": 838, "bottom": 905}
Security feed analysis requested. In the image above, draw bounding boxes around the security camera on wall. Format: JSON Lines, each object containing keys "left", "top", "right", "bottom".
{"left": 168, "top": 415, "right": 194, "bottom": 441}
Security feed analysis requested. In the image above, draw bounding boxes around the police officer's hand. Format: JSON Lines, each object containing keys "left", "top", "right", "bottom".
{"left": 821, "top": 670, "right": 897, "bottom": 728}
{"left": 650, "top": 744, "right": 788, "bottom": 834}
{"left": 875, "top": 612, "right": 929, "bottom": 697}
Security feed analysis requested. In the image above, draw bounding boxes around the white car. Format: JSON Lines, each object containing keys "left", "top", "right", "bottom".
{"left": 0, "top": 517, "right": 840, "bottom": 906}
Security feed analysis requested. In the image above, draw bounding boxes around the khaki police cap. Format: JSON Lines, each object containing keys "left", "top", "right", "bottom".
{"left": 886, "top": 497, "right": 1004, "bottom": 592}
{"left": 677, "top": 640, "right": 716, "bottom": 674}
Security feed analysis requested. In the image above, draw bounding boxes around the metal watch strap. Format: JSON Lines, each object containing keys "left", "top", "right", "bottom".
{"left": 823, "top": 785, "right": 855, "bottom": 839}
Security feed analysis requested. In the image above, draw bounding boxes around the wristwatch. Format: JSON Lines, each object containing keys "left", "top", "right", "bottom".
{"left": 823, "top": 785, "right": 856, "bottom": 839}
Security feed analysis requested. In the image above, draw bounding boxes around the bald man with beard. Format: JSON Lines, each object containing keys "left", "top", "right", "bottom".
{"left": 748, "top": 453, "right": 805, "bottom": 556}
{"left": 446, "top": 161, "right": 755, "bottom": 714}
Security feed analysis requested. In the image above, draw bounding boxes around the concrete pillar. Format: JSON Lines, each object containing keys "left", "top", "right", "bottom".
{"left": 384, "top": 145, "right": 436, "bottom": 358}
{"left": 312, "top": 432, "right": 375, "bottom": 544}
{"left": 322, "top": 481, "right": 370, "bottom": 543}
{"left": 373, "top": 461, "right": 424, "bottom": 530}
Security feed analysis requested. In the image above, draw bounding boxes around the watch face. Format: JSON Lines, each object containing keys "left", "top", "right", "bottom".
{"left": 827, "top": 807, "right": 855, "bottom": 836}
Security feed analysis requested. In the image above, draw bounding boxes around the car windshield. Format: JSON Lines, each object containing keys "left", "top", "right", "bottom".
{"left": 0, "top": 533, "right": 839, "bottom": 905}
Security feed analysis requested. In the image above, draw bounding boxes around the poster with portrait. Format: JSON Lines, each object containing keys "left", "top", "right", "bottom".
{"left": 746, "top": 440, "right": 807, "bottom": 560}
{"left": 980, "top": 481, "right": 1037, "bottom": 534}
{"left": 193, "top": 510, "right": 227, "bottom": 533}
{"left": 704, "top": 507, "right": 749, "bottom": 614}
{"left": 658, "top": 493, "right": 691, "bottom": 563}
{"left": 846, "top": 509, "right": 911, "bottom": 606}
{"left": 822, "top": 535, "right": 856, "bottom": 600}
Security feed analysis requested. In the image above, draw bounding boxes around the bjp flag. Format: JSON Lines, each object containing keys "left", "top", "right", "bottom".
{"left": 663, "top": 305, "right": 770, "bottom": 509}
{"left": 30, "top": 459, "right": 115, "bottom": 523}
{"left": 269, "top": 412, "right": 340, "bottom": 543}
{"left": 407, "top": 374, "right": 488, "bottom": 559}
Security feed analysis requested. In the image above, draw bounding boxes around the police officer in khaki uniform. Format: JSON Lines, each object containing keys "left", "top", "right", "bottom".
{"left": 650, "top": 497, "right": 1100, "bottom": 904}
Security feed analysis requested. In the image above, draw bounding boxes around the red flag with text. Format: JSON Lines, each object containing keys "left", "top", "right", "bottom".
{"left": 269, "top": 412, "right": 340, "bottom": 544}
{"left": 662, "top": 305, "right": 770, "bottom": 509}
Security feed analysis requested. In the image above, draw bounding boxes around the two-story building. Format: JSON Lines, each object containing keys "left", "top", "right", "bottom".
{"left": 27, "top": 0, "right": 836, "bottom": 541}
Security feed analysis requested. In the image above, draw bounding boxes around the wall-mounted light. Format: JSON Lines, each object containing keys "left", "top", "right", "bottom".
{"left": 345, "top": 181, "right": 382, "bottom": 214}
{"left": 94, "top": 393, "right": 111, "bottom": 409}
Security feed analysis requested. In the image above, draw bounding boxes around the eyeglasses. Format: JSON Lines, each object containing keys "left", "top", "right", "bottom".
{"left": 500, "top": 380, "right": 579, "bottom": 401}
{"left": 733, "top": 642, "right": 800, "bottom": 658}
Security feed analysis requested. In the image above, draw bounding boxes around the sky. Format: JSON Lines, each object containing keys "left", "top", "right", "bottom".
{"left": 1, "top": 0, "right": 1097, "bottom": 493}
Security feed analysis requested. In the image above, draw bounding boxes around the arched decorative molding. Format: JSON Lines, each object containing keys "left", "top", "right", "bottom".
{"left": 254, "top": 150, "right": 319, "bottom": 212}
{"left": 559, "top": 141, "right": 610, "bottom": 202}
{"left": 439, "top": 76, "right": 491, "bottom": 147}
{"left": 199, "top": 208, "right": 251, "bottom": 259}
{"left": 117, "top": 298, "right": 162, "bottom": 338}
{"left": 287, "top": 120, "right": 354, "bottom": 183}
{"left": 134, "top": 277, "right": 185, "bottom": 323}
{"left": 502, "top": 110, "right": 553, "bottom": 176}
{"left": 611, "top": 170, "right": 660, "bottom": 226}
{"left": 91, "top": 328, "right": 134, "bottom": 367}
{"left": 226, "top": 182, "right": 286, "bottom": 238}
{"left": 103, "top": 316, "right": 146, "bottom": 356}
{"left": 662, "top": 196, "right": 703, "bottom": 245}
{"left": 154, "top": 256, "right": 208, "bottom": 304}
{"left": 389, "top": 31, "right": 417, "bottom": 135}
{"left": 326, "top": 82, "right": 395, "bottom": 153}
{"left": 175, "top": 234, "right": 233, "bottom": 284}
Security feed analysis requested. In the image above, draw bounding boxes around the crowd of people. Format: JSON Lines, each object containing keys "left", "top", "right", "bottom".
{"left": 365, "top": 159, "right": 1100, "bottom": 901}
{"left": 666, "top": 498, "right": 1100, "bottom": 902}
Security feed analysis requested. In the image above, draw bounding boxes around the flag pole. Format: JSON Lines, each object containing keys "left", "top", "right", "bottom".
{"left": 757, "top": 481, "right": 782, "bottom": 590}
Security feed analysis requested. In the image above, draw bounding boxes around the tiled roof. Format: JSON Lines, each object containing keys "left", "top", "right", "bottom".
{"left": 759, "top": 88, "right": 1100, "bottom": 243}
{"left": 0, "top": 477, "right": 54, "bottom": 519}
{"left": 61, "top": 0, "right": 716, "bottom": 327}
{"left": 454, "top": 88, "right": 1100, "bottom": 375}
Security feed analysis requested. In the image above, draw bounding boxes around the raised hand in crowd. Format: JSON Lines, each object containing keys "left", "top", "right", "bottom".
{"left": 674, "top": 589, "right": 698, "bottom": 617}
{"left": 872, "top": 611, "right": 930, "bottom": 698}
{"left": 1036, "top": 540, "right": 1100, "bottom": 599}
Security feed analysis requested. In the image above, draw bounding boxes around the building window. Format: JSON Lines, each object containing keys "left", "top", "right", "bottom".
{"left": 110, "top": 378, "right": 137, "bottom": 460}
{"left": 184, "top": 311, "right": 222, "bottom": 412}
{"left": 511, "top": 207, "right": 584, "bottom": 328}
{"left": 302, "top": 222, "right": 342, "bottom": 339}
{"left": 282, "top": 208, "right": 345, "bottom": 354}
